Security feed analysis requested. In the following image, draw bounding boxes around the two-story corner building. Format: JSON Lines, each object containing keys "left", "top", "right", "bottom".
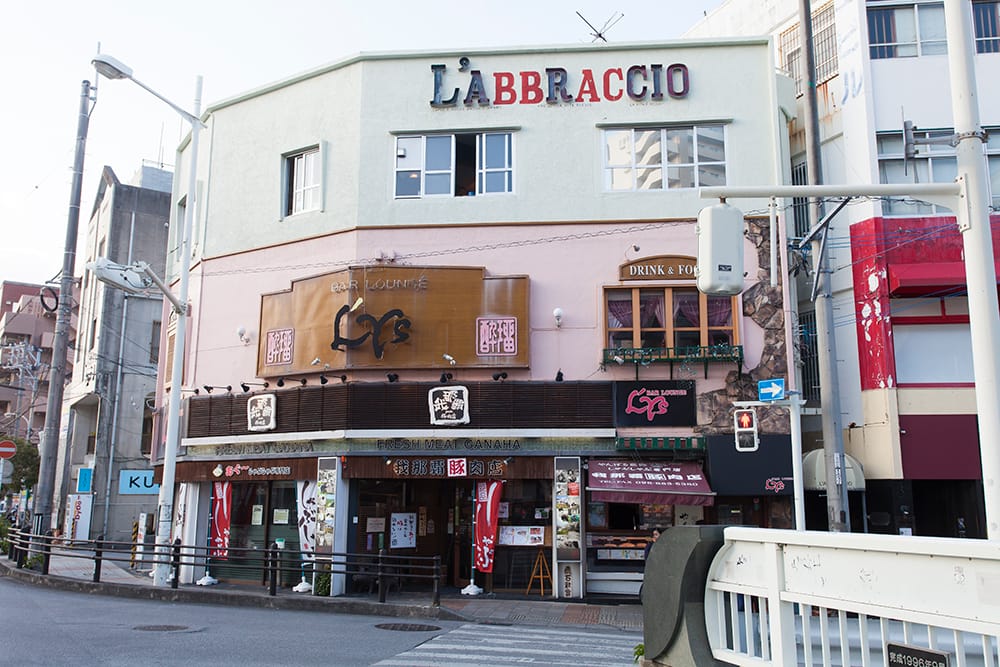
{"left": 687, "top": 0, "right": 1000, "bottom": 538}
{"left": 152, "top": 39, "right": 799, "bottom": 596}
{"left": 55, "top": 165, "right": 172, "bottom": 543}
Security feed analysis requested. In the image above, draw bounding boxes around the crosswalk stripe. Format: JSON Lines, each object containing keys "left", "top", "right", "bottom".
{"left": 373, "top": 623, "right": 640, "bottom": 666}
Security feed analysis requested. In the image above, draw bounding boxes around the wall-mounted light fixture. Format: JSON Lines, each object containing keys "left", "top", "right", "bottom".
{"left": 240, "top": 381, "right": 269, "bottom": 393}
{"left": 276, "top": 377, "right": 307, "bottom": 387}
{"left": 442, "top": 353, "right": 456, "bottom": 366}
{"left": 338, "top": 375, "right": 347, "bottom": 383}
{"left": 182, "top": 387, "right": 200, "bottom": 395}
{"left": 387, "top": 373, "right": 399, "bottom": 383}
{"left": 202, "top": 385, "right": 232, "bottom": 394}
{"left": 236, "top": 326, "right": 253, "bottom": 345}
{"left": 503, "top": 457, "right": 514, "bottom": 464}
{"left": 492, "top": 372, "right": 508, "bottom": 382}
{"left": 383, "top": 456, "right": 393, "bottom": 466}
{"left": 319, "top": 374, "right": 329, "bottom": 385}
{"left": 440, "top": 372, "right": 453, "bottom": 383}
{"left": 310, "top": 357, "right": 322, "bottom": 366}
{"left": 613, "top": 355, "right": 625, "bottom": 365}
{"left": 555, "top": 370, "right": 564, "bottom": 382}
{"left": 553, "top": 307, "right": 563, "bottom": 328}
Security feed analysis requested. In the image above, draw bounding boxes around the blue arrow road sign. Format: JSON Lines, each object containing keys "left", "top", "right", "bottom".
{"left": 758, "top": 378, "right": 786, "bottom": 401}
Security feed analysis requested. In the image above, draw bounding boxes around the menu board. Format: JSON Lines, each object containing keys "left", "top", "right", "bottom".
{"left": 498, "top": 525, "right": 545, "bottom": 546}
{"left": 390, "top": 512, "right": 416, "bottom": 549}
{"left": 554, "top": 457, "right": 582, "bottom": 561}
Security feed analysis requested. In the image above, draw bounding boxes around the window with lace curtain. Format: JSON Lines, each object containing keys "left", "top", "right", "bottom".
{"left": 605, "top": 287, "right": 738, "bottom": 350}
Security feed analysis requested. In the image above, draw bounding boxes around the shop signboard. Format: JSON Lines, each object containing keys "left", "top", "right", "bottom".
{"left": 429, "top": 385, "right": 470, "bottom": 425}
{"left": 63, "top": 494, "right": 93, "bottom": 542}
{"left": 314, "top": 457, "right": 338, "bottom": 552}
{"left": 257, "top": 266, "right": 529, "bottom": 375}
{"left": 553, "top": 456, "right": 583, "bottom": 598}
{"left": 614, "top": 381, "right": 696, "bottom": 427}
{"left": 247, "top": 393, "right": 277, "bottom": 432}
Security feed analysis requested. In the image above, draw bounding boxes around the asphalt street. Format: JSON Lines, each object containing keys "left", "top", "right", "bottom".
{"left": 0, "top": 577, "right": 642, "bottom": 666}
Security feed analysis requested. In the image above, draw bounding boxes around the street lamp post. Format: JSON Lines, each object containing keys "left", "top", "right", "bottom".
{"left": 92, "top": 53, "right": 204, "bottom": 585}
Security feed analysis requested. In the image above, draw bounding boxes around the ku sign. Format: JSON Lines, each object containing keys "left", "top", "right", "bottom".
{"left": 119, "top": 470, "right": 159, "bottom": 495}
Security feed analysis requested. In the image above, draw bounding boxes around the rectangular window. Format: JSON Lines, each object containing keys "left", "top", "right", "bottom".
{"left": 877, "top": 126, "right": 1000, "bottom": 214}
{"left": 797, "top": 310, "right": 821, "bottom": 403}
{"left": 603, "top": 125, "right": 726, "bottom": 191}
{"left": 604, "top": 287, "right": 737, "bottom": 351}
{"left": 975, "top": 0, "right": 1000, "bottom": 52}
{"left": 149, "top": 320, "right": 161, "bottom": 365}
{"left": 394, "top": 132, "right": 513, "bottom": 198}
{"left": 778, "top": 3, "right": 839, "bottom": 96}
{"left": 284, "top": 146, "right": 321, "bottom": 215}
{"left": 140, "top": 411, "right": 153, "bottom": 457}
{"left": 867, "top": 2, "right": 946, "bottom": 59}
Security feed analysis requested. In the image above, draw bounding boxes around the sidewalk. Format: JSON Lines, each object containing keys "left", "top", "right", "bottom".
{"left": 0, "top": 551, "right": 643, "bottom": 632}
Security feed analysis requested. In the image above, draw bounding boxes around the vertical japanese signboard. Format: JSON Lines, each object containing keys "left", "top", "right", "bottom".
{"left": 554, "top": 457, "right": 582, "bottom": 598}
{"left": 314, "top": 457, "right": 338, "bottom": 552}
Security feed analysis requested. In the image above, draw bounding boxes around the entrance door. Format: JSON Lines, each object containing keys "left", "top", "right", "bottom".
{"left": 208, "top": 481, "right": 299, "bottom": 585}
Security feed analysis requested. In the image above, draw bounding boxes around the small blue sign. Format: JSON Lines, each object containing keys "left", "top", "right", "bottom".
{"left": 77, "top": 468, "right": 94, "bottom": 493}
{"left": 757, "top": 378, "right": 786, "bottom": 402}
{"left": 118, "top": 470, "right": 160, "bottom": 495}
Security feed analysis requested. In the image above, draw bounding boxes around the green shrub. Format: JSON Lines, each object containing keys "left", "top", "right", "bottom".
{"left": 314, "top": 572, "right": 331, "bottom": 597}
{"left": 633, "top": 642, "right": 645, "bottom": 663}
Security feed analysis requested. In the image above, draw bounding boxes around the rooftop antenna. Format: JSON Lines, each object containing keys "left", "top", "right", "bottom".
{"left": 576, "top": 11, "right": 624, "bottom": 43}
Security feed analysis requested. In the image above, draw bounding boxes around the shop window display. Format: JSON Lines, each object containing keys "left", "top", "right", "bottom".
{"left": 585, "top": 502, "right": 672, "bottom": 565}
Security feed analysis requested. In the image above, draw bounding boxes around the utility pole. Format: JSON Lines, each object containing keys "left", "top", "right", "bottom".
{"left": 798, "top": 0, "right": 849, "bottom": 531}
{"left": 943, "top": 0, "right": 1000, "bottom": 540}
{"left": 35, "top": 80, "right": 92, "bottom": 535}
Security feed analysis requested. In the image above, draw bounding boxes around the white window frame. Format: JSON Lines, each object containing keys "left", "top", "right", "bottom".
{"left": 601, "top": 124, "right": 727, "bottom": 192}
{"left": 282, "top": 143, "right": 324, "bottom": 218}
{"left": 975, "top": 0, "right": 1000, "bottom": 52}
{"left": 394, "top": 132, "right": 515, "bottom": 199}
{"left": 877, "top": 126, "right": 1000, "bottom": 215}
{"left": 867, "top": 1, "right": 947, "bottom": 59}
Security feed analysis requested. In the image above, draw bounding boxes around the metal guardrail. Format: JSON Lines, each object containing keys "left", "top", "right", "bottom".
{"left": 703, "top": 527, "right": 1000, "bottom": 667}
{"left": 5, "top": 527, "right": 442, "bottom": 606}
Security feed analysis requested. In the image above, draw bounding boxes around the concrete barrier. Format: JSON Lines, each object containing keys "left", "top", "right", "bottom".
{"left": 640, "top": 524, "right": 726, "bottom": 667}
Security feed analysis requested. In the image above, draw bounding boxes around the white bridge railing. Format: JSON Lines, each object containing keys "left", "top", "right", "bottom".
{"left": 704, "top": 527, "right": 999, "bottom": 667}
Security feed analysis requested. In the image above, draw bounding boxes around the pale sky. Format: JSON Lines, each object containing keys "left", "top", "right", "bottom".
{"left": 2, "top": 0, "right": 724, "bottom": 286}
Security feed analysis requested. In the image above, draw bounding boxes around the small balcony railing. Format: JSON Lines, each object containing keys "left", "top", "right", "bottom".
{"left": 602, "top": 345, "right": 743, "bottom": 379}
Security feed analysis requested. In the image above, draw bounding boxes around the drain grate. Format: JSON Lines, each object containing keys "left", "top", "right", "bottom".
{"left": 134, "top": 625, "right": 189, "bottom": 632}
{"left": 374, "top": 623, "right": 441, "bottom": 632}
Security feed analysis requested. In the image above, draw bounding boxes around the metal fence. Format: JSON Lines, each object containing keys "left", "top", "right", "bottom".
{"left": 5, "top": 526, "right": 442, "bottom": 606}
{"left": 704, "top": 527, "right": 1000, "bottom": 666}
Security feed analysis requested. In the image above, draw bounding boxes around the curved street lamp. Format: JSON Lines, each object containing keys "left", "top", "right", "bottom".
{"left": 91, "top": 53, "right": 204, "bottom": 586}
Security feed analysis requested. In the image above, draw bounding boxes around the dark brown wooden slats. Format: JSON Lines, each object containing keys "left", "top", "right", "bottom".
{"left": 186, "top": 382, "right": 613, "bottom": 438}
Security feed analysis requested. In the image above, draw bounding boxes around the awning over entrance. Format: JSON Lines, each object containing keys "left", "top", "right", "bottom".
{"left": 802, "top": 450, "right": 865, "bottom": 491}
{"left": 586, "top": 459, "right": 715, "bottom": 506}
{"left": 615, "top": 436, "right": 705, "bottom": 453}
{"left": 887, "top": 261, "right": 1000, "bottom": 296}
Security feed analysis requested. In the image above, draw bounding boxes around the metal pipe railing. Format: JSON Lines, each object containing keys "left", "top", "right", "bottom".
{"left": 3, "top": 529, "right": 443, "bottom": 606}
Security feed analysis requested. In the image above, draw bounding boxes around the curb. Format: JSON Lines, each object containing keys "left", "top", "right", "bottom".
{"left": 0, "top": 559, "right": 469, "bottom": 622}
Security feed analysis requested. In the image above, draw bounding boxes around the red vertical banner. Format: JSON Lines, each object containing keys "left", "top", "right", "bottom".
{"left": 474, "top": 481, "right": 503, "bottom": 573}
{"left": 210, "top": 481, "right": 232, "bottom": 560}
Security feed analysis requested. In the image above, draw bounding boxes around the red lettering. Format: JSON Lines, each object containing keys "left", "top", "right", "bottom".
{"left": 602, "top": 68, "right": 623, "bottom": 101}
{"left": 575, "top": 68, "right": 600, "bottom": 102}
{"left": 494, "top": 72, "right": 516, "bottom": 105}
{"left": 520, "top": 71, "right": 543, "bottom": 104}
